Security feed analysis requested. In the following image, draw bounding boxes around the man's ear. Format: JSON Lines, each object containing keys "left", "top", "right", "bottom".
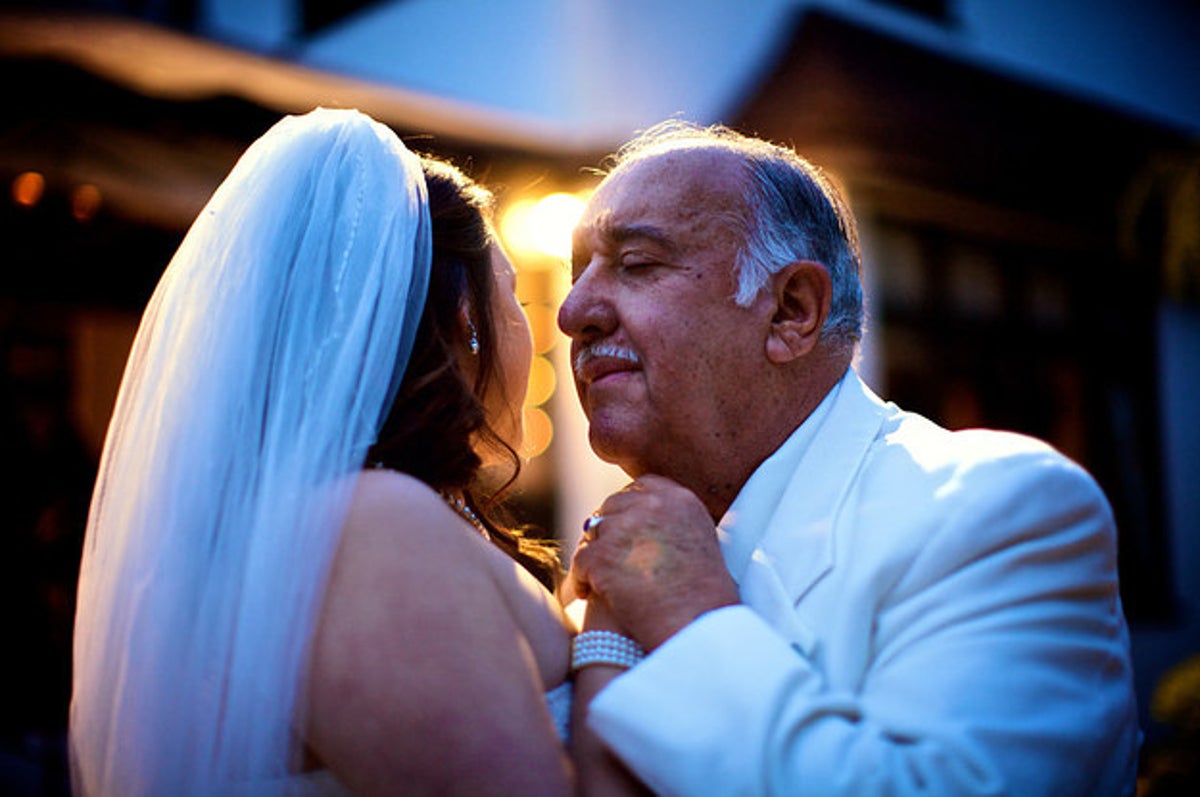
{"left": 765, "top": 261, "right": 831, "bottom": 364}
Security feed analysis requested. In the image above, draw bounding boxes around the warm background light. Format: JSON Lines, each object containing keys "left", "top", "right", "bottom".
{"left": 527, "top": 192, "right": 585, "bottom": 260}
{"left": 12, "top": 171, "right": 45, "bottom": 207}
{"left": 523, "top": 302, "right": 559, "bottom": 355}
{"left": 72, "top": 183, "right": 102, "bottom": 222}
{"left": 502, "top": 189, "right": 588, "bottom": 465}
{"left": 521, "top": 405, "right": 553, "bottom": 458}
{"left": 501, "top": 191, "right": 587, "bottom": 261}
{"left": 525, "top": 354, "right": 556, "bottom": 408}
{"left": 500, "top": 197, "right": 537, "bottom": 256}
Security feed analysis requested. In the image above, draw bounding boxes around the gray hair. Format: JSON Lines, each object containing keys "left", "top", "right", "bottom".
{"left": 608, "top": 120, "right": 864, "bottom": 347}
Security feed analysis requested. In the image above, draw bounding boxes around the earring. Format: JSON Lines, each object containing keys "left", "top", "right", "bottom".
{"left": 467, "top": 319, "right": 480, "bottom": 356}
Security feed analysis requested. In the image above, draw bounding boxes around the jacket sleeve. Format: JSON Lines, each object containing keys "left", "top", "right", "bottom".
{"left": 586, "top": 451, "right": 1140, "bottom": 797}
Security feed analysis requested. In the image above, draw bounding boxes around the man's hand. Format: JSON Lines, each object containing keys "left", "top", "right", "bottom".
{"left": 567, "top": 475, "right": 739, "bottom": 650}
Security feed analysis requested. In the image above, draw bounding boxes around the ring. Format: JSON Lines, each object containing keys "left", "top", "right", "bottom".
{"left": 582, "top": 514, "right": 604, "bottom": 536}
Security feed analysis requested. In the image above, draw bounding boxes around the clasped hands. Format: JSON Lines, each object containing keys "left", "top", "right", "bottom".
{"left": 564, "top": 474, "right": 740, "bottom": 651}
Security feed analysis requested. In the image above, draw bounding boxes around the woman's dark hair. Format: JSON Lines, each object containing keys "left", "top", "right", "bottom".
{"left": 366, "top": 155, "right": 560, "bottom": 590}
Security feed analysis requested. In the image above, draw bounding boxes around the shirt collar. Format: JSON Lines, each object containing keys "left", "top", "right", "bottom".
{"left": 716, "top": 367, "right": 850, "bottom": 584}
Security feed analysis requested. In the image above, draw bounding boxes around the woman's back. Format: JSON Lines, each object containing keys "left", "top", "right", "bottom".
{"left": 305, "top": 469, "right": 574, "bottom": 796}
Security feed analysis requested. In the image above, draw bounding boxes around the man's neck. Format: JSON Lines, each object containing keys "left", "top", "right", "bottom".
{"left": 646, "top": 363, "right": 850, "bottom": 522}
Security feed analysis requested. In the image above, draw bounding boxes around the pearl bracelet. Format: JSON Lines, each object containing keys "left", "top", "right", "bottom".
{"left": 571, "top": 630, "right": 646, "bottom": 671}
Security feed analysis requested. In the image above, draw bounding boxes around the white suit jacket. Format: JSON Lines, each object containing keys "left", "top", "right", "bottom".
{"left": 589, "top": 369, "right": 1139, "bottom": 796}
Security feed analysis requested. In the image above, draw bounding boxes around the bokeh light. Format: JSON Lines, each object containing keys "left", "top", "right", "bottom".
{"left": 526, "top": 354, "right": 556, "bottom": 408}
{"left": 521, "top": 405, "right": 553, "bottom": 458}
{"left": 500, "top": 198, "right": 538, "bottom": 258}
{"left": 522, "top": 294, "right": 563, "bottom": 355}
{"left": 501, "top": 191, "right": 587, "bottom": 261}
{"left": 503, "top": 190, "right": 590, "bottom": 461}
{"left": 12, "top": 171, "right": 45, "bottom": 207}
{"left": 72, "top": 184, "right": 103, "bottom": 222}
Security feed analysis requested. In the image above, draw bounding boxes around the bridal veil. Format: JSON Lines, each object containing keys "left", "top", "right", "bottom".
{"left": 69, "top": 109, "right": 431, "bottom": 796}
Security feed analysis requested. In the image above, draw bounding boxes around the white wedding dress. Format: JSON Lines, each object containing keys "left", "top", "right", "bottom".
{"left": 545, "top": 679, "right": 573, "bottom": 741}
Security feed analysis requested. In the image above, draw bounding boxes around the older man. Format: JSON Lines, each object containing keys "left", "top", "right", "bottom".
{"left": 560, "top": 122, "right": 1139, "bottom": 796}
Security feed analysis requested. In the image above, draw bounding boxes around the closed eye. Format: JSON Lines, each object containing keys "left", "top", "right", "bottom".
{"left": 619, "top": 252, "right": 672, "bottom": 277}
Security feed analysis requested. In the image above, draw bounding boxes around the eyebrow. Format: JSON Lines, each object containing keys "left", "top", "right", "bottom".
{"left": 573, "top": 217, "right": 678, "bottom": 258}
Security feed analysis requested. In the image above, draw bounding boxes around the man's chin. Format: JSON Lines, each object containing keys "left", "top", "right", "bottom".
{"left": 587, "top": 428, "right": 643, "bottom": 475}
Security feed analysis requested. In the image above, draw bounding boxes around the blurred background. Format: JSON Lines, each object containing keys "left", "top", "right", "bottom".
{"left": 1, "top": 1, "right": 1197, "bottom": 794}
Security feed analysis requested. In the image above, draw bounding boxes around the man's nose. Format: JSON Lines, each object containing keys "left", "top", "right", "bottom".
{"left": 556, "top": 277, "right": 587, "bottom": 339}
{"left": 557, "top": 261, "right": 613, "bottom": 342}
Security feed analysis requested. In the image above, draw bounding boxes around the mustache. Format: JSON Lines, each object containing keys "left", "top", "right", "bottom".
{"left": 573, "top": 343, "right": 641, "bottom": 374}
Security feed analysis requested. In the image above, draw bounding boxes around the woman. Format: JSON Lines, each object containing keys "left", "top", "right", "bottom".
{"left": 70, "top": 108, "right": 577, "bottom": 796}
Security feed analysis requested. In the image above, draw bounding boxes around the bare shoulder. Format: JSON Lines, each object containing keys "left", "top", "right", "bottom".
{"left": 334, "top": 469, "right": 495, "bottom": 573}
{"left": 346, "top": 467, "right": 463, "bottom": 535}
{"left": 318, "top": 469, "right": 498, "bottom": 656}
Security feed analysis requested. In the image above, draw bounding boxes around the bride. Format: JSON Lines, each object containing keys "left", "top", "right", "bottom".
{"left": 69, "top": 108, "right": 609, "bottom": 796}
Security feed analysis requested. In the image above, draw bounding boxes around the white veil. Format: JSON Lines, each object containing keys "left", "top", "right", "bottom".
{"left": 69, "top": 108, "right": 431, "bottom": 796}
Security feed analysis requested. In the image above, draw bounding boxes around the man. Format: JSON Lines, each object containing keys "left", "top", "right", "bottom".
{"left": 559, "top": 121, "right": 1140, "bottom": 796}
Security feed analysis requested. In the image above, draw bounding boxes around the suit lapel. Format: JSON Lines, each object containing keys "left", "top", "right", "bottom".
{"left": 748, "top": 373, "right": 888, "bottom": 610}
